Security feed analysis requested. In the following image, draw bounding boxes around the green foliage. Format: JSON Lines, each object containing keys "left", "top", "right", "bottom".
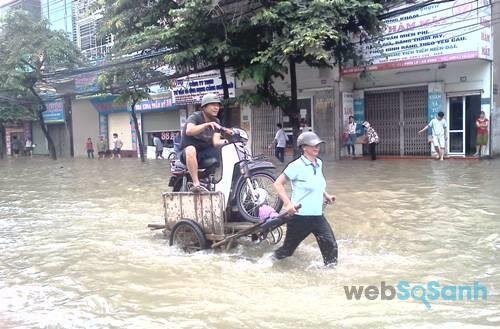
{"left": 97, "top": 0, "right": 391, "bottom": 114}
{"left": 251, "top": 0, "right": 385, "bottom": 69}
{"left": 0, "top": 10, "right": 83, "bottom": 89}
{"left": 0, "top": 99, "right": 37, "bottom": 123}
{"left": 0, "top": 10, "right": 85, "bottom": 159}
{"left": 98, "top": 0, "right": 177, "bottom": 54}
{"left": 98, "top": 0, "right": 181, "bottom": 162}
{"left": 96, "top": 62, "right": 156, "bottom": 163}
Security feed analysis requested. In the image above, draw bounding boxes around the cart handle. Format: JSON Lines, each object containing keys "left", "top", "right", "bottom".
{"left": 211, "top": 204, "right": 301, "bottom": 249}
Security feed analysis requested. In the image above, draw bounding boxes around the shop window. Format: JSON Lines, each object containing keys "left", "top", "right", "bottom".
{"left": 147, "top": 131, "right": 181, "bottom": 148}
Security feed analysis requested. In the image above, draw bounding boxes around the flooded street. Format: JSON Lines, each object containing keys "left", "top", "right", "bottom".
{"left": 1, "top": 157, "right": 499, "bottom": 328}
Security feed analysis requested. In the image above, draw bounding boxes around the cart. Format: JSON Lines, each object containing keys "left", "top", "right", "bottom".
{"left": 148, "top": 191, "right": 290, "bottom": 252}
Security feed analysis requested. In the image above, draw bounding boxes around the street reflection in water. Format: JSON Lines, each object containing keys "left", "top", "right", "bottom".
{"left": 1, "top": 157, "right": 499, "bottom": 328}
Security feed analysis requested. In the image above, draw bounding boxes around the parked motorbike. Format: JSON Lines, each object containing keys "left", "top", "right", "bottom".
{"left": 168, "top": 127, "right": 282, "bottom": 223}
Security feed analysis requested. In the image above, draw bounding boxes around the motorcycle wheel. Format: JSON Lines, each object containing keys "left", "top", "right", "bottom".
{"left": 235, "top": 171, "right": 283, "bottom": 223}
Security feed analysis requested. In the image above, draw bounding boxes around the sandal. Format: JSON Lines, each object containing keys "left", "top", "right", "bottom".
{"left": 190, "top": 184, "right": 208, "bottom": 193}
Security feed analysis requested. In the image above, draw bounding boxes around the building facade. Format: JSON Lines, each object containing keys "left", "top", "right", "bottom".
{"left": 241, "top": 0, "right": 495, "bottom": 160}
{"left": 342, "top": 0, "right": 493, "bottom": 158}
{"left": 0, "top": 0, "right": 41, "bottom": 18}
{"left": 1, "top": 0, "right": 41, "bottom": 156}
{"left": 41, "top": 0, "right": 74, "bottom": 42}
{"left": 22, "top": 0, "right": 498, "bottom": 159}
{"left": 491, "top": 0, "right": 500, "bottom": 156}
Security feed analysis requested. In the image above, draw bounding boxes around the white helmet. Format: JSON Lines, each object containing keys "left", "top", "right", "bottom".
{"left": 297, "top": 131, "right": 324, "bottom": 147}
{"left": 201, "top": 93, "right": 222, "bottom": 107}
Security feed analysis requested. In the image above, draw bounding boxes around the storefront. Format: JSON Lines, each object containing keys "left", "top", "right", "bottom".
{"left": 4, "top": 122, "right": 31, "bottom": 156}
{"left": 341, "top": 0, "right": 493, "bottom": 157}
{"left": 236, "top": 58, "right": 337, "bottom": 158}
{"left": 250, "top": 97, "right": 315, "bottom": 157}
{"left": 81, "top": 95, "right": 180, "bottom": 157}
{"left": 29, "top": 99, "right": 70, "bottom": 157}
{"left": 362, "top": 86, "right": 429, "bottom": 156}
{"left": 141, "top": 105, "right": 182, "bottom": 149}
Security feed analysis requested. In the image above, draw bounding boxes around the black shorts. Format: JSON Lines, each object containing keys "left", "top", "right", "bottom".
{"left": 113, "top": 148, "right": 121, "bottom": 155}
{"left": 13, "top": 149, "right": 19, "bottom": 155}
{"left": 180, "top": 146, "right": 219, "bottom": 167}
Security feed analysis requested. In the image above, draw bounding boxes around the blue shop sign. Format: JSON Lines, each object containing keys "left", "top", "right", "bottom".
{"left": 42, "top": 100, "right": 65, "bottom": 123}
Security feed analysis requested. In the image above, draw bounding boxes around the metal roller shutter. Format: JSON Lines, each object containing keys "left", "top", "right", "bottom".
{"left": 251, "top": 104, "right": 282, "bottom": 157}
{"left": 365, "top": 90, "right": 401, "bottom": 155}
{"left": 365, "top": 87, "right": 428, "bottom": 156}
{"left": 403, "top": 88, "right": 429, "bottom": 155}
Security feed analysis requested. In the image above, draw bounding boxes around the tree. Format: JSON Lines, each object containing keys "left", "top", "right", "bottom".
{"left": 98, "top": 0, "right": 390, "bottom": 152}
{"left": 99, "top": 0, "right": 259, "bottom": 126}
{"left": 97, "top": 0, "right": 180, "bottom": 162}
{"left": 97, "top": 68, "right": 160, "bottom": 163}
{"left": 159, "top": 0, "right": 256, "bottom": 126}
{"left": 0, "top": 10, "right": 83, "bottom": 160}
{"left": 249, "top": 0, "right": 387, "bottom": 150}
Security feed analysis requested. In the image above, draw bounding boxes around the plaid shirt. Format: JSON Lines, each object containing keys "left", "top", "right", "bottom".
{"left": 366, "top": 127, "right": 379, "bottom": 144}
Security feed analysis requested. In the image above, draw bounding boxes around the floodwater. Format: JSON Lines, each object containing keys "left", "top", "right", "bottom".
{"left": 0, "top": 156, "right": 499, "bottom": 329}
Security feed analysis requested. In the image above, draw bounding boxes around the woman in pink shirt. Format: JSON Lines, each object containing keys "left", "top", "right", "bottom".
{"left": 474, "top": 111, "right": 488, "bottom": 157}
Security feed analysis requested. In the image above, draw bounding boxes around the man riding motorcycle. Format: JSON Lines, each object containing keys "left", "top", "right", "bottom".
{"left": 180, "top": 93, "right": 231, "bottom": 192}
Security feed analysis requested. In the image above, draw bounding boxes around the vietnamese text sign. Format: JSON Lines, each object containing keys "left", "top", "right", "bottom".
{"left": 343, "top": 0, "right": 492, "bottom": 74}
{"left": 172, "top": 70, "right": 235, "bottom": 105}
{"left": 75, "top": 72, "right": 99, "bottom": 94}
{"left": 42, "top": 100, "right": 65, "bottom": 123}
{"left": 135, "top": 98, "right": 174, "bottom": 112}
{"left": 342, "top": 92, "right": 354, "bottom": 129}
{"left": 353, "top": 91, "right": 365, "bottom": 135}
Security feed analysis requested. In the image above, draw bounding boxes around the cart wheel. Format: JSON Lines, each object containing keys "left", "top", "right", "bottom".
{"left": 169, "top": 219, "right": 208, "bottom": 253}
{"left": 257, "top": 226, "right": 283, "bottom": 245}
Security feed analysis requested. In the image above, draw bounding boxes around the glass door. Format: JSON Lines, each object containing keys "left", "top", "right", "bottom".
{"left": 448, "top": 97, "right": 465, "bottom": 155}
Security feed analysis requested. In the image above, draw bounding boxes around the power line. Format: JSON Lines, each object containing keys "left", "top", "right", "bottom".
{"left": 42, "top": 0, "right": 453, "bottom": 81}
{"left": 381, "top": 0, "right": 483, "bottom": 21}
{"left": 40, "top": 0, "right": 493, "bottom": 87}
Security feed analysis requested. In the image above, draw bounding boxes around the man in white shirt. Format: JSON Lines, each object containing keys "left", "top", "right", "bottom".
{"left": 111, "top": 133, "right": 123, "bottom": 159}
{"left": 419, "top": 111, "right": 448, "bottom": 161}
{"left": 271, "top": 123, "right": 288, "bottom": 163}
{"left": 153, "top": 134, "right": 164, "bottom": 159}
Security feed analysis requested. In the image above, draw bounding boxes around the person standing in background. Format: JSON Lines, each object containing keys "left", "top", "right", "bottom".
{"left": 112, "top": 133, "right": 123, "bottom": 159}
{"left": 270, "top": 123, "right": 288, "bottom": 163}
{"left": 85, "top": 137, "right": 94, "bottom": 159}
{"left": 11, "top": 136, "right": 21, "bottom": 158}
{"left": 97, "top": 136, "right": 107, "bottom": 159}
{"left": 153, "top": 134, "right": 164, "bottom": 159}
{"left": 474, "top": 111, "right": 489, "bottom": 157}
{"left": 345, "top": 116, "right": 357, "bottom": 157}
{"left": 24, "top": 138, "right": 33, "bottom": 157}
{"left": 363, "top": 121, "right": 379, "bottom": 161}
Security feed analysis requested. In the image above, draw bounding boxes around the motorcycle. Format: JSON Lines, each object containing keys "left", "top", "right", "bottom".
{"left": 168, "top": 127, "right": 283, "bottom": 223}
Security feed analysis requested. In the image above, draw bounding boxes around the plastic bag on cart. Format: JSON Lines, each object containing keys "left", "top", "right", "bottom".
{"left": 258, "top": 204, "right": 279, "bottom": 222}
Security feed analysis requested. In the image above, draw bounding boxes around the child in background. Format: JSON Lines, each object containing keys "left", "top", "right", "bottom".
{"left": 85, "top": 137, "right": 94, "bottom": 159}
